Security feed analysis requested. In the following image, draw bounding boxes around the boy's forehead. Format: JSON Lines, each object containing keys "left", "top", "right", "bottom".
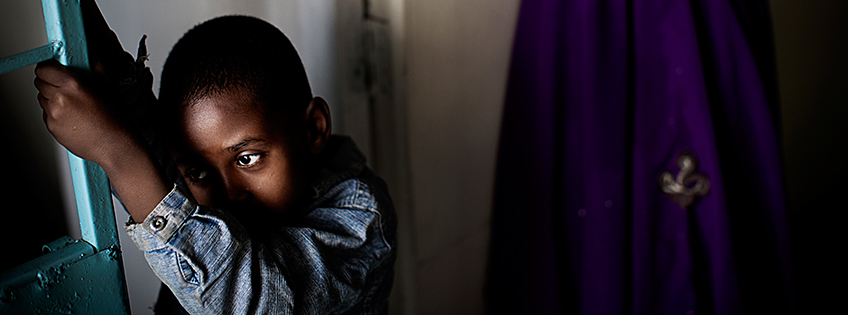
{"left": 171, "top": 88, "right": 310, "bottom": 158}
{"left": 178, "top": 86, "right": 303, "bottom": 123}
{"left": 179, "top": 88, "right": 272, "bottom": 127}
{"left": 176, "top": 89, "right": 274, "bottom": 150}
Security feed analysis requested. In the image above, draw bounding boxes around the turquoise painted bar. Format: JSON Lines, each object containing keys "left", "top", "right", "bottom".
{"left": 0, "top": 43, "right": 57, "bottom": 75}
{"left": 69, "top": 154, "right": 122, "bottom": 251}
{"left": 42, "top": 0, "right": 88, "bottom": 70}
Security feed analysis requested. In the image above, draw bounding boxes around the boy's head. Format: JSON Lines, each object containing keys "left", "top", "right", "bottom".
{"left": 158, "top": 16, "right": 330, "bottom": 222}
{"left": 159, "top": 15, "right": 311, "bottom": 114}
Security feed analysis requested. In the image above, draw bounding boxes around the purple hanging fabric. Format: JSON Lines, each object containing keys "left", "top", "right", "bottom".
{"left": 485, "top": 0, "right": 793, "bottom": 314}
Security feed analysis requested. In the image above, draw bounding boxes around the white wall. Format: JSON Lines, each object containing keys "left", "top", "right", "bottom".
{"left": 399, "top": 0, "right": 520, "bottom": 313}
{"left": 769, "top": 0, "right": 848, "bottom": 312}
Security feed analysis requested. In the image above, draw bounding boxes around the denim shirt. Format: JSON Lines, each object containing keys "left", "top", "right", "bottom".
{"left": 125, "top": 136, "right": 397, "bottom": 314}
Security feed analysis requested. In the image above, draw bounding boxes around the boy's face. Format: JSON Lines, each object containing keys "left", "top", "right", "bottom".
{"left": 170, "top": 88, "right": 310, "bottom": 221}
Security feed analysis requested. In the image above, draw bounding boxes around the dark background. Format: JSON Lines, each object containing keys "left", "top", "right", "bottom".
{"left": 770, "top": 1, "right": 848, "bottom": 313}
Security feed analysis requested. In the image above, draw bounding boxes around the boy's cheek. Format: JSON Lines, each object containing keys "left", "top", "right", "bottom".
{"left": 186, "top": 186, "right": 213, "bottom": 205}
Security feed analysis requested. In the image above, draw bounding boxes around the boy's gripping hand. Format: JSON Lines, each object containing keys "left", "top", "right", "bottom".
{"left": 34, "top": 60, "right": 135, "bottom": 167}
{"left": 34, "top": 0, "right": 136, "bottom": 167}
{"left": 33, "top": 0, "right": 170, "bottom": 222}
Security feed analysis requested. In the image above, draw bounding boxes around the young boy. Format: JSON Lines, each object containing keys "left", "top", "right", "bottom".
{"left": 33, "top": 1, "right": 396, "bottom": 314}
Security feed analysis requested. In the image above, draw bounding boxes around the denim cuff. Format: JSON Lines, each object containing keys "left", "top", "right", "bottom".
{"left": 125, "top": 185, "right": 197, "bottom": 252}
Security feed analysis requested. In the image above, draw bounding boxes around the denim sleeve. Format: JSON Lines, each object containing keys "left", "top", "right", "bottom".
{"left": 124, "top": 182, "right": 393, "bottom": 314}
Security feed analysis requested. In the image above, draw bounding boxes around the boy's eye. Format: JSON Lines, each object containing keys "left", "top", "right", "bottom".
{"left": 185, "top": 169, "right": 210, "bottom": 183}
{"left": 236, "top": 153, "right": 262, "bottom": 167}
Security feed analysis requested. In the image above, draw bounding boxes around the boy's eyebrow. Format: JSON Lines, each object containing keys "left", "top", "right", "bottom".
{"left": 227, "top": 138, "right": 267, "bottom": 152}
{"left": 173, "top": 153, "right": 202, "bottom": 166}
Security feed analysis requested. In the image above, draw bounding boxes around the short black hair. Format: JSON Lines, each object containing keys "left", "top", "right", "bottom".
{"left": 158, "top": 15, "right": 312, "bottom": 115}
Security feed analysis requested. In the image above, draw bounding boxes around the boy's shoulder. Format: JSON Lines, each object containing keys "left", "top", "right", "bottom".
{"left": 303, "top": 135, "right": 397, "bottom": 249}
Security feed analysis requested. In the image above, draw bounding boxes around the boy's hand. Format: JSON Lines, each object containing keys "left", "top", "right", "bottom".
{"left": 35, "top": 60, "right": 171, "bottom": 222}
{"left": 34, "top": 60, "right": 136, "bottom": 167}
{"left": 34, "top": 0, "right": 170, "bottom": 222}
{"left": 33, "top": 0, "right": 144, "bottom": 166}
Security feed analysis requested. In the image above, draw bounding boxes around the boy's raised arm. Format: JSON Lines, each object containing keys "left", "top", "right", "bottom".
{"left": 33, "top": 0, "right": 170, "bottom": 222}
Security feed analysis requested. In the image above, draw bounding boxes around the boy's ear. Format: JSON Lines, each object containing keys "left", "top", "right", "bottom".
{"left": 304, "top": 97, "right": 331, "bottom": 154}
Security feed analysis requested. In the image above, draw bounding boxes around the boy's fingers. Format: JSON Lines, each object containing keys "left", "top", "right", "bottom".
{"left": 35, "top": 60, "right": 77, "bottom": 87}
{"left": 37, "top": 92, "right": 47, "bottom": 107}
{"left": 35, "top": 60, "right": 65, "bottom": 82}
{"left": 34, "top": 77, "right": 59, "bottom": 99}
{"left": 37, "top": 92, "right": 55, "bottom": 127}
{"left": 37, "top": 93, "right": 52, "bottom": 118}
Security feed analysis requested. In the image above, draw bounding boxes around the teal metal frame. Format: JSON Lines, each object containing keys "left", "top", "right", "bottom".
{"left": 0, "top": 0, "right": 131, "bottom": 313}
